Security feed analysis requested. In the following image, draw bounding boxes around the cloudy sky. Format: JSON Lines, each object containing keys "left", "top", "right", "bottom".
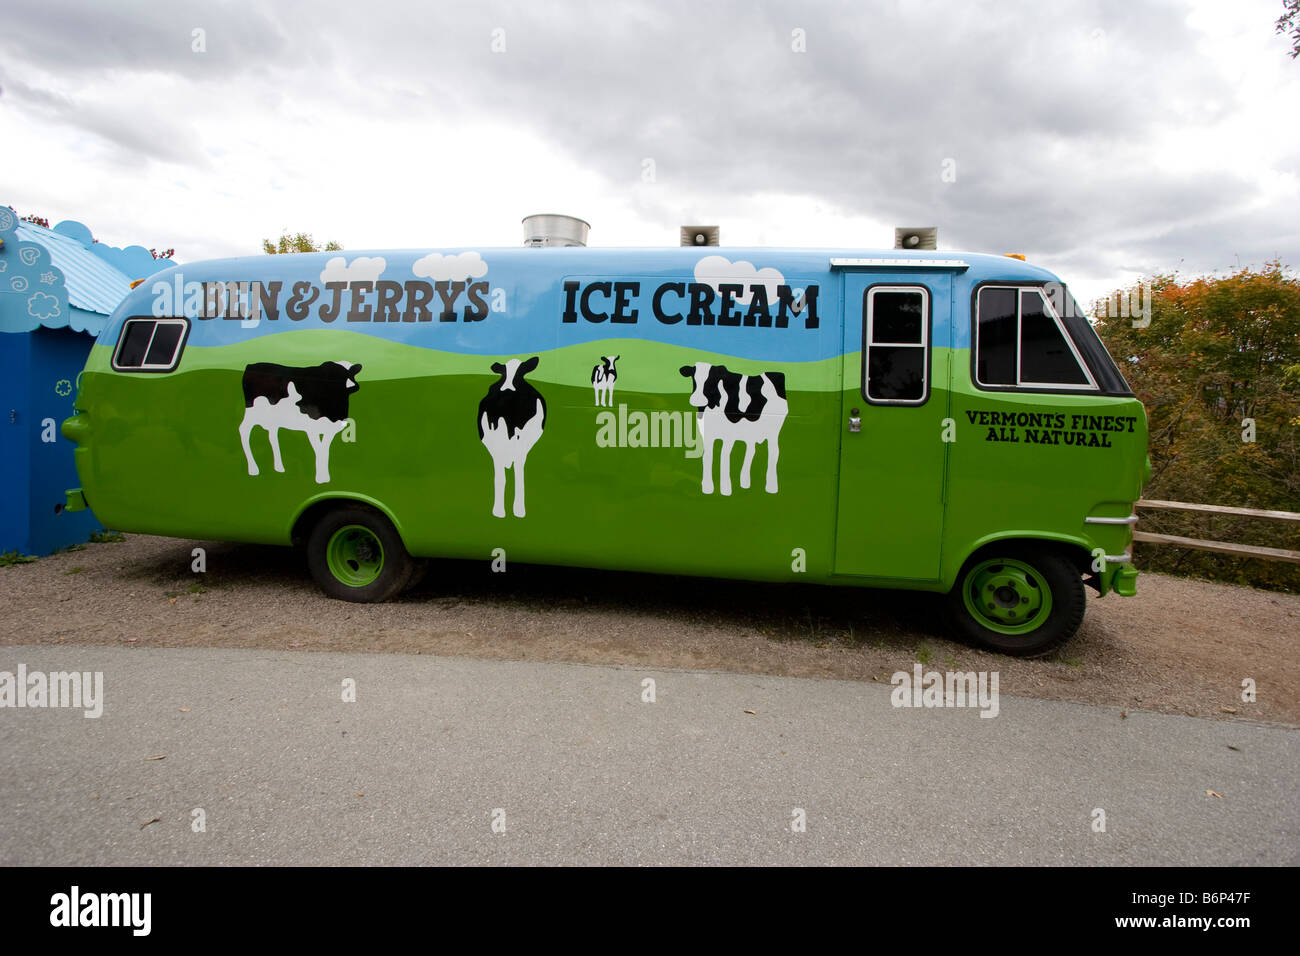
{"left": 2, "top": 0, "right": 1297, "bottom": 305}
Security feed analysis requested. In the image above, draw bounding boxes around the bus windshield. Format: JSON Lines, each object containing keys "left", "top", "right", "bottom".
{"left": 1049, "top": 285, "right": 1133, "bottom": 395}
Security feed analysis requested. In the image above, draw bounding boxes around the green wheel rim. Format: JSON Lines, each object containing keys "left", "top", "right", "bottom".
{"left": 961, "top": 557, "right": 1053, "bottom": 635}
{"left": 325, "top": 525, "right": 385, "bottom": 587}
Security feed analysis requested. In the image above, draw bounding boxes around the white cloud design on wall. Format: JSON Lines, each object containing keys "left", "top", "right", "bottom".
{"left": 693, "top": 255, "right": 786, "bottom": 306}
{"left": 27, "top": 292, "right": 61, "bottom": 320}
{"left": 319, "top": 256, "right": 387, "bottom": 284}
{"left": 412, "top": 251, "right": 488, "bottom": 282}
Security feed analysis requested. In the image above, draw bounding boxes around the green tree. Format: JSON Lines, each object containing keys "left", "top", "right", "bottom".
{"left": 1095, "top": 262, "right": 1300, "bottom": 590}
{"left": 262, "top": 231, "right": 342, "bottom": 254}
{"left": 1278, "top": 0, "right": 1300, "bottom": 58}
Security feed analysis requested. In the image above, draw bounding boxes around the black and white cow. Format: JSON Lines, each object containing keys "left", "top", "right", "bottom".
{"left": 679, "top": 362, "right": 787, "bottom": 496}
{"left": 591, "top": 355, "right": 619, "bottom": 407}
{"left": 239, "top": 361, "right": 361, "bottom": 485}
{"left": 478, "top": 357, "right": 547, "bottom": 518}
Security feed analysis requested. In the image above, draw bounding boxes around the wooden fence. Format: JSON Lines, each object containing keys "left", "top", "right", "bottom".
{"left": 1133, "top": 499, "right": 1300, "bottom": 564}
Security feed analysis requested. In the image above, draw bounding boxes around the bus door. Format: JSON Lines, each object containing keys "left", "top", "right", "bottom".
{"left": 833, "top": 269, "right": 952, "bottom": 580}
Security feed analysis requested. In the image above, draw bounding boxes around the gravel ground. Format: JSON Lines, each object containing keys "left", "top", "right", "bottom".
{"left": 2, "top": 534, "right": 1296, "bottom": 725}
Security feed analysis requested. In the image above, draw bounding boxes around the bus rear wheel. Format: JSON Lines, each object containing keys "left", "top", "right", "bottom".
{"left": 306, "top": 506, "right": 415, "bottom": 603}
{"left": 945, "top": 546, "right": 1085, "bottom": 657}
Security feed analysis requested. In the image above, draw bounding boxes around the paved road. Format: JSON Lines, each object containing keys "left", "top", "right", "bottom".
{"left": 1, "top": 645, "right": 1295, "bottom": 865}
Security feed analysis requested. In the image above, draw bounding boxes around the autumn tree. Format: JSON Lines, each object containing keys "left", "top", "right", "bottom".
{"left": 1278, "top": 0, "right": 1300, "bottom": 58}
{"left": 262, "top": 231, "right": 342, "bottom": 254}
{"left": 1095, "top": 262, "right": 1300, "bottom": 590}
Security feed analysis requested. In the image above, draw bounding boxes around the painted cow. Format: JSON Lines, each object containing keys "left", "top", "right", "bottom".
{"left": 478, "top": 356, "right": 547, "bottom": 518}
{"left": 591, "top": 355, "right": 619, "bottom": 407}
{"left": 238, "top": 361, "right": 360, "bottom": 484}
{"left": 679, "top": 362, "right": 787, "bottom": 496}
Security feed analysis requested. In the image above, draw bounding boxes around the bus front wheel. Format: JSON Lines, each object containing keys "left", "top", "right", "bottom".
{"left": 945, "top": 547, "right": 1085, "bottom": 657}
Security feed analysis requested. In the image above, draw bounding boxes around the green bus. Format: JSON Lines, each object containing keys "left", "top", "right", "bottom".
{"left": 62, "top": 242, "right": 1147, "bottom": 656}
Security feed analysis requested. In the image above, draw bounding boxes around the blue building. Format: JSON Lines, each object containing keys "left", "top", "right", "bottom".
{"left": 0, "top": 205, "right": 175, "bottom": 556}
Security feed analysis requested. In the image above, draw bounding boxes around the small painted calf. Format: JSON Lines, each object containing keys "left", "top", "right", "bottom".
{"left": 591, "top": 355, "right": 619, "bottom": 407}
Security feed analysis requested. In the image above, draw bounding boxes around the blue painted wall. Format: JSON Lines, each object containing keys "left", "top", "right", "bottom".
{"left": 0, "top": 326, "right": 102, "bottom": 555}
{"left": 0, "top": 329, "right": 32, "bottom": 553}
{"left": 1, "top": 205, "right": 174, "bottom": 556}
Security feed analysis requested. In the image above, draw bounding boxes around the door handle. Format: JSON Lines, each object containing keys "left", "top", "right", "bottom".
{"left": 848, "top": 408, "right": 861, "bottom": 433}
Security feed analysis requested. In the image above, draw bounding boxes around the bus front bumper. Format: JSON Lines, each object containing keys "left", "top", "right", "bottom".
{"left": 1099, "top": 558, "right": 1138, "bottom": 597}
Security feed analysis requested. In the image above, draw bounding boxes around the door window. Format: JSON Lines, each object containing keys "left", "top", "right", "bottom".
{"left": 863, "top": 286, "right": 929, "bottom": 405}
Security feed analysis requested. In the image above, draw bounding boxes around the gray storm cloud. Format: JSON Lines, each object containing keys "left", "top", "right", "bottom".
{"left": 1, "top": 0, "right": 1295, "bottom": 288}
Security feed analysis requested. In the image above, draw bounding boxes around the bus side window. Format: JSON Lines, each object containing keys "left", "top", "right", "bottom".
{"left": 975, "top": 286, "right": 1095, "bottom": 390}
{"left": 864, "top": 286, "right": 929, "bottom": 405}
{"left": 975, "top": 287, "right": 1016, "bottom": 385}
{"left": 111, "top": 318, "right": 189, "bottom": 373}
{"left": 1019, "top": 290, "right": 1089, "bottom": 386}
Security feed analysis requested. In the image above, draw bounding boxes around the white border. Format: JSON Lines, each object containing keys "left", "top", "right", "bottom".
{"left": 865, "top": 285, "right": 929, "bottom": 406}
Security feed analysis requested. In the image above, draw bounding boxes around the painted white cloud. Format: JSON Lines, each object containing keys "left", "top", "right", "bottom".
{"left": 319, "top": 256, "right": 386, "bottom": 284}
{"left": 27, "top": 291, "right": 61, "bottom": 321}
{"left": 693, "top": 254, "right": 785, "bottom": 306}
{"left": 412, "top": 251, "right": 488, "bottom": 282}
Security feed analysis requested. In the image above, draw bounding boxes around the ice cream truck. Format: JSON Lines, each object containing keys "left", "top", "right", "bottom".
{"left": 61, "top": 219, "right": 1147, "bottom": 656}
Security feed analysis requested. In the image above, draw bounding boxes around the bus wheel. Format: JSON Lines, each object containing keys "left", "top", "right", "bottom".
{"left": 945, "top": 547, "right": 1085, "bottom": 657}
{"left": 306, "top": 506, "right": 414, "bottom": 603}
{"left": 403, "top": 559, "right": 429, "bottom": 594}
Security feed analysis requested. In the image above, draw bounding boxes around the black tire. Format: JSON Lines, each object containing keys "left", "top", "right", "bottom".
{"left": 306, "top": 505, "right": 415, "bottom": 603}
{"left": 943, "top": 545, "right": 1086, "bottom": 657}
{"left": 402, "top": 558, "right": 429, "bottom": 594}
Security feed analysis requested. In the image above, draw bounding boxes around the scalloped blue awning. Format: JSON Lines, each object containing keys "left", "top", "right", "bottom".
{"left": 0, "top": 205, "right": 176, "bottom": 337}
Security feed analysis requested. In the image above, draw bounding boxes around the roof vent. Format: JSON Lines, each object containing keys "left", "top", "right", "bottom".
{"left": 522, "top": 214, "right": 590, "bottom": 247}
{"left": 894, "top": 226, "right": 938, "bottom": 250}
{"left": 680, "top": 225, "right": 720, "bottom": 247}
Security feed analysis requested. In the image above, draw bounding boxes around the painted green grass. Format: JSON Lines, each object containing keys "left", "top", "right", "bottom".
{"left": 89, "top": 330, "right": 849, "bottom": 395}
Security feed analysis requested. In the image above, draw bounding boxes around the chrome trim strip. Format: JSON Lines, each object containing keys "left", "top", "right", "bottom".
{"left": 1085, "top": 515, "right": 1139, "bottom": 525}
{"left": 829, "top": 258, "right": 970, "bottom": 269}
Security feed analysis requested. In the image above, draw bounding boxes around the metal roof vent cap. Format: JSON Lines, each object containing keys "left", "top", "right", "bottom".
{"left": 522, "top": 214, "right": 590, "bottom": 247}
{"left": 681, "top": 225, "right": 719, "bottom": 247}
